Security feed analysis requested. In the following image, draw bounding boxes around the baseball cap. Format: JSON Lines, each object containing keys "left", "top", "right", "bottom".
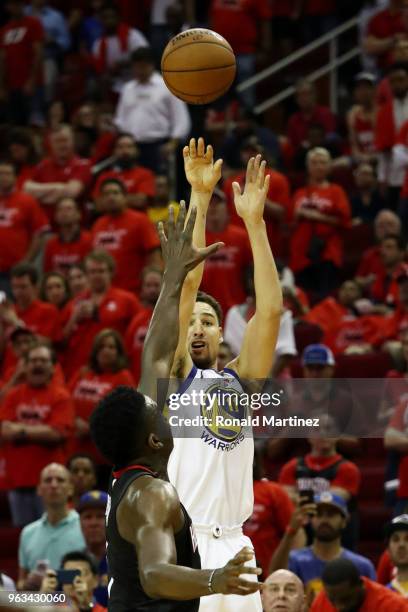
{"left": 315, "top": 492, "right": 349, "bottom": 518}
{"left": 354, "top": 72, "right": 376, "bottom": 85}
{"left": 77, "top": 490, "right": 108, "bottom": 513}
{"left": 302, "top": 344, "right": 335, "bottom": 367}
{"left": 385, "top": 514, "right": 408, "bottom": 539}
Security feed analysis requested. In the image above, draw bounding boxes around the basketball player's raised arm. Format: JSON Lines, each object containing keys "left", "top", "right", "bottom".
{"left": 227, "top": 155, "right": 283, "bottom": 379}
{"left": 171, "top": 137, "right": 223, "bottom": 379}
{"left": 138, "top": 202, "right": 223, "bottom": 403}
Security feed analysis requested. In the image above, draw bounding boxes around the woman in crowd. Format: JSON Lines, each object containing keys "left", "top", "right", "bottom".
{"left": 40, "top": 272, "right": 71, "bottom": 310}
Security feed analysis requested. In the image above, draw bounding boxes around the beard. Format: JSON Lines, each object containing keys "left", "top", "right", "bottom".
{"left": 117, "top": 156, "right": 136, "bottom": 170}
{"left": 315, "top": 525, "right": 341, "bottom": 542}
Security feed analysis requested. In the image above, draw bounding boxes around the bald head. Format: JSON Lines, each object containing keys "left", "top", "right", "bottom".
{"left": 38, "top": 463, "right": 73, "bottom": 509}
{"left": 262, "top": 570, "right": 306, "bottom": 612}
{"left": 374, "top": 210, "right": 401, "bottom": 241}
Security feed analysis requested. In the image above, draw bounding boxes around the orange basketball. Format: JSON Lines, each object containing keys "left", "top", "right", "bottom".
{"left": 161, "top": 28, "right": 236, "bottom": 105}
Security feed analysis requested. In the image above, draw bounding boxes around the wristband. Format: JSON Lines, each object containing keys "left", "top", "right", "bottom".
{"left": 286, "top": 526, "right": 297, "bottom": 536}
{"left": 208, "top": 569, "right": 217, "bottom": 594}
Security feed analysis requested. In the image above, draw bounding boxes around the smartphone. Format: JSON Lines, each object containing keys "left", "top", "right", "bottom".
{"left": 57, "top": 569, "right": 81, "bottom": 584}
{"left": 299, "top": 489, "right": 315, "bottom": 505}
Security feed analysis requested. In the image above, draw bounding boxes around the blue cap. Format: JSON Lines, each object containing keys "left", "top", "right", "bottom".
{"left": 315, "top": 492, "right": 348, "bottom": 518}
{"left": 77, "top": 490, "right": 108, "bottom": 513}
{"left": 302, "top": 344, "right": 335, "bottom": 366}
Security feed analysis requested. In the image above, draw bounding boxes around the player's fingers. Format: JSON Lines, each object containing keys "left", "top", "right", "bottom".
{"left": 257, "top": 159, "right": 266, "bottom": 188}
{"left": 184, "top": 204, "right": 197, "bottom": 237}
{"left": 176, "top": 200, "right": 186, "bottom": 233}
{"left": 189, "top": 137, "right": 197, "bottom": 157}
{"left": 263, "top": 172, "right": 270, "bottom": 196}
{"left": 246, "top": 156, "right": 254, "bottom": 184}
{"left": 167, "top": 205, "right": 175, "bottom": 238}
{"left": 197, "top": 137, "right": 205, "bottom": 157}
{"left": 231, "top": 547, "right": 254, "bottom": 564}
{"left": 232, "top": 181, "right": 242, "bottom": 199}
{"left": 237, "top": 566, "right": 262, "bottom": 576}
{"left": 213, "top": 158, "right": 223, "bottom": 175}
{"left": 205, "top": 143, "right": 213, "bottom": 161}
{"left": 253, "top": 154, "right": 261, "bottom": 178}
{"left": 182, "top": 145, "right": 189, "bottom": 159}
{"left": 157, "top": 222, "right": 167, "bottom": 252}
{"left": 198, "top": 241, "right": 224, "bottom": 260}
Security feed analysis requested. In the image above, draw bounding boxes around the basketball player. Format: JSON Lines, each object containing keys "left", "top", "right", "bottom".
{"left": 90, "top": 204, "right": 262, "bottom": 611}
{"left": 168, "top": 139, "right": 283, "bottom": 612}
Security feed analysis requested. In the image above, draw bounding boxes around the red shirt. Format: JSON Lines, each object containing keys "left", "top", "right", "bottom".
{"left": 0, "top": 382, "right": 74, "bottom": 488}
{"left": 370, "top": 263, "right": 404, "bottom": 306}
{"left": 279, "top": 453, "right": 361, "bottom": 496}
{"left": 92, "top": 166, "right": 155, "bottom": 199}
{"left": 0, "top": 16, "right": 44, "bottom": 89}
{"left": 210, "top": 0, "right": 272, "bottom": 54}
{"left": 60, "top": 287, "right": 140, "bottom": 379}
{"left": 367, "top": 8, "right": 405, "bottom": 69}
{"left": 290, "top": 184, "right": 351, "bottom": 272}
{"left": 2, "top": 362, "right": 65, "bottom": 387}
{"left": 383, "top": 306, "right": 408, "bottom": 341}
{"left": 390, "top": 399, "right": 408, "bottom": 497}
{"left": 91, "top": 209, "right": 160, "bottom": 293}
{"left": 396, "top": 121, "right": 408, "bottom": 198}
{"left": 243, "top": 480, "right": 294, "bottom": 578}
{"left": 43, "top": 230, "right": 92, "bottom": 274}
{"left": 223, "top": 169, "right": 291, "bottom": 255}
{"left": 124, "top": 306, "right": 153, "bottom": 384}
{"left": 14, "top": 299, "right": 62, "bottom": 343}
{"left": 311, "top": 577, "right": 408, "bottom": 611}
{"left": 201, "top": 224, "right": 252, "bottom": 315}
{"left": 288, "top": 107, "right": 337, "bottom": 151}
{"left": 357, "top": 245, "right": 382, "bottom": 278}
{"left": 16, "top": 165, "right": 36, "bottom": 191}
{"left": 0, "top": 190, "right": 48, "bottom": 272}
{"left": 351, "top": 110, "right": 375, "bottom": 155}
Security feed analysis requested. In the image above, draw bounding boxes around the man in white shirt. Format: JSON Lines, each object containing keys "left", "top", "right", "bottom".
{"left": 114, "top": 46, "right": 191, "bottom": 173}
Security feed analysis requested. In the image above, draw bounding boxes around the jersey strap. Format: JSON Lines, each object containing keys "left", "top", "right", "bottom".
{"left": 112, "top": 464, "right": 157, "bottom": 479}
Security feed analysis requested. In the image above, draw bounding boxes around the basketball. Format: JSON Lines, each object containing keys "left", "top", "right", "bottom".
{"left": 161, "top": 28, "right": 236, "bottom": 105}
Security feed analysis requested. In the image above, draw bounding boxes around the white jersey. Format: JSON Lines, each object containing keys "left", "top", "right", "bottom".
{"left": 167, "top": 366, "right": 254, "bottom": 527}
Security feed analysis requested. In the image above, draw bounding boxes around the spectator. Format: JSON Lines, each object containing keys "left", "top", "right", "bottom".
{"left": 383, "top": 265, "right": 408, "bottom": 340}
{"left": 0, "top": 342, "right": 74, "bottom": 526}
{"left": 364, "top": 0, "right": 406, "bottom": 71}
{"left": 310, "top": 557, "right": 408, "bottom": 611}
{"left": 114, "top": 46, "right": 191, "bottom": 173}
{"left": 92, "top": 133, "right": 155, "bottom": 211}
{"left": 60, "top": 250, "right": 140, "bottom": 379}
{"left": 92, "top": 3, "right": 147, "bottom": 95}
{"left": 77, "top": 491, "right": 108, "bottom": 606}
{"left": 0, "top": 160, "right": 49, "bottom": 296}
{"left": 7, "top": 127, "right": 39, "bottom": 190}
{"left": 209, "top": 0, "right": 271, "bottom": 109}
{"left": 385, "top": 391, "right": 408, "bottom": 514}
{"left": 69, "top": 328, "right": 134, "bottom": 460}
{"left": 0, "top": 327, "right": 36, "bottom": 397}
{"left": 91, "top": 178, "right": 161, "bottom": 293}
{"left": 351, "top": 162, "right": 386, "bottom": 224}
{"left": 67, "top": 263, "right": 88, "bottom": 298}
{"left": 125, "top": 266, "right": 162, "bottom": 383}
{"left": 40, "top": 272, "right": 70, "bottom": 310}
{"left": 40, "top": 550, "right": 105, "bottom": 612}
{"left": 72, "top": 104, "right": 99, "bottom": 160}
{"left": 287, "top": 81, "right": 337, "bottom": 155}
{"left": 368, "top": 234, "right": 406, "bottom": 306}
{"left": 347, "top": 73, "right": 377, "bottom": 164}
{"left": 77, "top": 0, "right": 103, "bottom": 53}
{"left": 262, "top": 569, "right": 306, "bottom": 612}
{"left": 147, "top": 174, "right": 179, "bottom": 226}
{"left": 377, "top": 36, "right": 408, "bottom": 104}
{"left": 270, "top": 493, "right": 376, "bottom": 603}
{"left": 386, "top": 514, "right": 408, "bottom": 596}
{"left": 0, "top": 0, "right": 44, "bottom": 125}
{"left": 217, "top": 340, "right": 234, "bottom": 372}
{"left": 67, "top": 454, "right": 97, "bottom": 509}
{"left": 17, "top": 463, "right": 85, "bottom": 589}
{"left": 23, "top": 125, "right": 91, "bottom": 224}
{"left": 293, "top": 124, "right": 341, "bottom": 173}
{"left": 43, "top": 197, "right": 92, "bottom": 275}
{"left": 290, "top": 148, "right": 352, "bottom": 300}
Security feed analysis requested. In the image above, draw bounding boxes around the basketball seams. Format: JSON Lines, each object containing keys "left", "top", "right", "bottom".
{"left": 161, "top": 40, "right": 235, "bottom": 64}
{"left": 162, "top": 64, "right": 236, "bottom": 73}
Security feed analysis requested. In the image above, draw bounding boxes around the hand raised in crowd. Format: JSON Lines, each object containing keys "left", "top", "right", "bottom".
{"left": 232, "top": 154, "right": 270, "bottom": 226}
{"left": 288, "top": 498, "right": 317, "bottom": 534}
{"left": 40, "top": 570, "right": 58, "bottom": 593}
{"left": 70, "top": 574, "right": 93, "bottom": 609}
{"left": 212, "top": 547, "right": 262, "bottom": 596}
{"left": 183, "top": 137, "right": 223, "bottom": 195}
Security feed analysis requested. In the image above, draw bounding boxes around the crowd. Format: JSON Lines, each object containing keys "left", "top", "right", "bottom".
{"left": 2, "top": 0, "right": 408, "bottom": 611}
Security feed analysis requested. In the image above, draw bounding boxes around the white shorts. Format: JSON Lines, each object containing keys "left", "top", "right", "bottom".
{"left": 195, "top": 525, "right": 262, "bottom": 612}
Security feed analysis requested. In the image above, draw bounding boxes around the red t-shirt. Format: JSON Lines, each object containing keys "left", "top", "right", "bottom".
{"left": 390, "top": 399, "right": 408, "bottom": 497}
{"left": 279, "top": 453, "right": 361, "bottom": 496}
{"left": 14, "top": 299, "right": 62, "bottom": 343}
{"left": 367, "top": 8, "right": 405, "bottom": 69}
{"left": 124, "top": 306, "right": 153, "bottom": 385}
{"left": 311, "top": 577, "right": 408, "bottom": 611}
{"left": 351, "top": 110, "right": 375, "bottom": 155}
{"left": 92, "top": 166, "right": 155, "bottom": 200}
{"left": 369, "top": 263, "right": 404, "bottom": 307}
{"left": 43, "top": 231, "right": 92, "bottom": 274}
{"left": 210, "top": 0, "right": 272, "bottom": 54}
{"left": 0, "top": 16, "right": 44, "bottom": 89}
{"left": 60, "top": 287, "right": 140, "bottom": 379}
{"left": 377, "top": 549, "right": 395, "bottom": 585}
{"left": 201, "top": 224, "right": 252, "bottom": 315}
{"left": 0, "top": 190, "right": 49, "bottom": 272}
{"left": 91, "top": 209, "right": 160, "bottom": 293}
{"left": 0, "top": 382, "right": 74, "bottom": 488}
{"left": 223, "top": 169, "right": 291, "bottom": 255}
{"left": 290, "top": 184, "right": 351, "bottom": 272}
{"left": 375, "top": 100, "right": 401, "bottom": 152}
{"left": 357, "top": 245, "right": 382, "bottom": 278}
{"left": 396, "top": 121, "right": 408, "bottom": 198}
{"left": 288, "top": 107, "right": 337, "bottom": 151}
{"left": 243, "top": 479, "right": 294, "bottom": 578}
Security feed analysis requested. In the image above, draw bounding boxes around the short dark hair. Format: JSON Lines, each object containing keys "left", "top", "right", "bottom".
{"left": 84, "top": 250, "right": 116, "bottom": 275}
{"left": 90, "top": 386, "right": 148, "bottom": 468}
{"left": 99, "top": 177, "right": 127, "bottom": 194}
{"left": 61, "top": 551, "right": 98, "bottom": 575}
{"left": 89, "top": 328, "right": 128, "bottom": 374}
{"left": 131, "top": 46, "right": 155, "bottom": 65}
{"left": 11, "top": 262, "right": 38, "bottom": 285}
{"left": 196, "top": 291, "right": 223, "bottom": 326}
{"left": 66, "top": 453, "right": 97, "bottom": 473}
{"left": 322, "top": 559, "right": 361, "bottom": 587}
{"left": 381, "top": 233, "right": 406, "bottom": 250}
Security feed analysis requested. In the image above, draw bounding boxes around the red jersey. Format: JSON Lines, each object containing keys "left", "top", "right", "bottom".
{"left": 243, "top": 480, "right": 294, "bottom": 578}
{"left": 351, "top": 110, "right": 375, "bottom": 155}
{"left": 0, "top": 382, "right": 74, "bottom": 488}
{"left": 92, "top": 166, "right": 155, "bottom": 200}
{"left": 91, "top": 209, "right": 160, "bottom": 293}
{"left": 0, "top": 190, "right": 48, "bottom": 272}
{"left": 396, "top": 120, "right": 408, "bottom": 198}
{"left": 311, "top": 577, "right": 408, "bottom": 611}
{"left": 14, "top": 299, "right": 62, "bottom": 343}
{"left": 60, "top": 287, "right": 140, "bottom": 379}
{"left": 290, "top": 184, "right": 351, "bottom": 272}
{"left": 124, "top": 306, "right": 153, "bottom": 384}
{"left": 370, "top": 263, "right": 404, "bottom": 306}
{"left": 0, "top": 16, "right": 44, "bottom": 89}
{"left": 209, "top": 0, "right": 271, "bottom": 54}
{"left": 367, "top": 8, "right": 405, "bottom": 70}
{"left": 43, "top": 230, "right": 92, "bottom": 274}
{"left": 390, "top": 399, "right": 408, "bottom": 497}
{"left": 201, "top": 224, "right": 252, "bottom": 315}
{"left": 288, "top": 107, "right": 337, "bottom": 150}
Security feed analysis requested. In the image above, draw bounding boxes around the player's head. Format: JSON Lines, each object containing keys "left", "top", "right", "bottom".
{"left": 188, "top": 292, "right": 223, "bottom": 370}
{"left": 262, "top": 569, "right": 306, "bottom": 612}
{"left": 321, "top": 558, "right": 364, "bottom": 612}
{"left": 90, "top": 386, "right": 172, "bottom": 469}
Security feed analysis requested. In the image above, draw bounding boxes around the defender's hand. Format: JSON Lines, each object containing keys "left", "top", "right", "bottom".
{"left": 183, "top": 137, "right": 223, "bottom": 194}
{"left": 212, "top": 547, "right": 262, "bottom": 595}
{"left": 232, "top": 154, "right": 270, "bottom": 225}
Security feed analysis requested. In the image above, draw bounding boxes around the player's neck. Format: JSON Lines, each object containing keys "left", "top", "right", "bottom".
{"left": 126, "top": 456, "right": 166, "bottom": 479}
{"left": 312, "top": 538, "right": 342, "bottom": 560}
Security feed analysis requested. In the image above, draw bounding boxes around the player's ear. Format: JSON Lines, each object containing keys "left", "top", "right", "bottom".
{"left": 148, "top": 433, "right": 164, "bottom": 450}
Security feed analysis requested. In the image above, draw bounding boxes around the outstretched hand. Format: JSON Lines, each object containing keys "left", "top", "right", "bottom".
{"left": 183, "top": 137, "right": 223, "bottom": 194}
{"left": 158, "top": 202, "right": 224, "bottom": 275}
{"left": 212, "top": 547, "right": 262, "bottom": 596}
{"left": 232, "top": 154, "right": 270, "bottom": 225}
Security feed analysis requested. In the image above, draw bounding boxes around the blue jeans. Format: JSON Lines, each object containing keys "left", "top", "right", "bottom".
{"left": 8, "top": 489, "right": 43, "bottom": 527}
